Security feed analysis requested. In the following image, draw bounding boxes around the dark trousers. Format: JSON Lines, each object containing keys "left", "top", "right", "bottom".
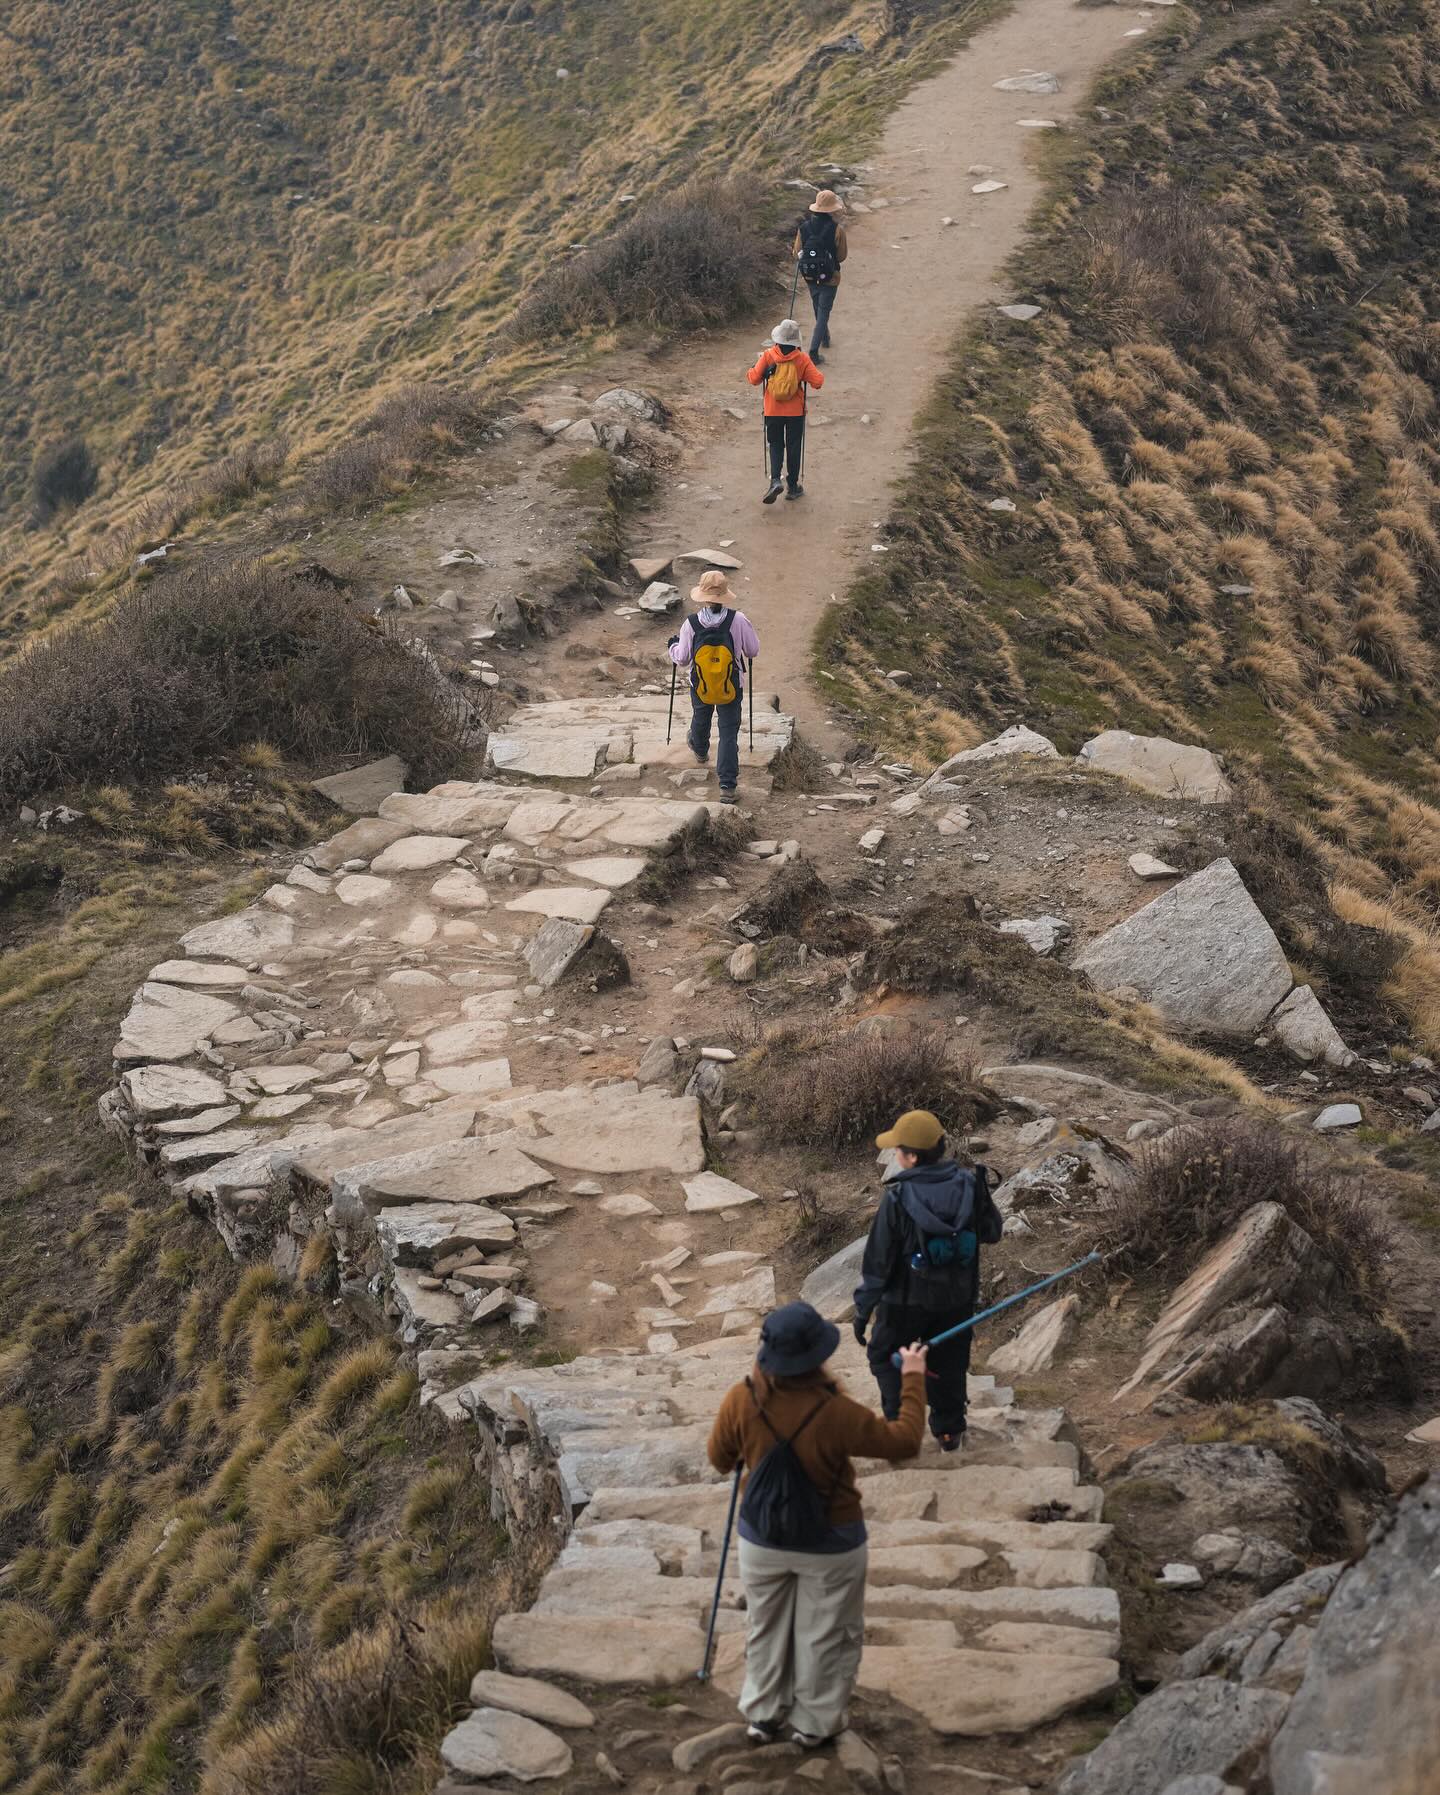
{"left": 765, "top": 416, "right": 805, "bottom": 490}
{"left": 868, "top": 1302, "right": 973, "bottom": 1439}
{"left": 688, "top": 688, "right": 742, "bottom": 791}
{"left": 805, "top": 279, "right": 838, "bottom": 355}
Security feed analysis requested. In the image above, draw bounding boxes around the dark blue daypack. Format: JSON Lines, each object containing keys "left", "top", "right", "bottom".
{"left": 738, "top": 1380, "right": 835, "bottom": 1551}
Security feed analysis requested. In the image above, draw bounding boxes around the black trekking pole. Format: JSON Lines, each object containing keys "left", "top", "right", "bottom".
{"left": 888, "top": 1251, "right": 1103, "bottom": 1369}
{"left": 666, "top": 660, "right": 677, "bottom": 745}
{"left": 698, "top": 1465, "right": 743, "bottom": 1681}
{"left": 747, "top": 658, "right": 754, "bottom": 753}
{"left": 789, "top": 258, "right": 802, "bottom": 323}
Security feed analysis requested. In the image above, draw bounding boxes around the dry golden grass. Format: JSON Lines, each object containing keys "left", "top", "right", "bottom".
{"left": 0, "top": 1190, "right": 517, "bottom": 1795}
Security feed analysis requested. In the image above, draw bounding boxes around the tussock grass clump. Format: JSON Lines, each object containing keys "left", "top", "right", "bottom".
{"left": 511, "top": 179, "right": 773, "bottom": 342}
{"left": 1090, "top": 1121, "right": 1393, "bottom": 1309}
{"left": 634, "top": 809, "right": 753, "bottom": 903}
{"left": 297, "top": 383, "right": 492, "bottom": 514}
{"left": 737, "top": 1018, "right": 998, "bottom": 1148}
{"left": 0, "top": 558, "right": 474, "bottom": 802}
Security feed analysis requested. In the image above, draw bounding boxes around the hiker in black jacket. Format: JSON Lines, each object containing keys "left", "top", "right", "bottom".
{"left": 852, "top": 1109, "right": 1003, "bottom": 1451}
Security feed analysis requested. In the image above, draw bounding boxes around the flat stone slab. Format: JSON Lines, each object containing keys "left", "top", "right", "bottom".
{"left": 376, "top": 1201, "right": 518, "bottom": 1264}
{"left": 329, "top": 1137, "right": 555, "bottom": 1221}
{"left": 441, "top": 1706, "right": 573, "bottom": 1782}
{"left": 488, "top": 735, "right": 612, "bottom": 781}
{"left": 335, "top": 873, "right": 396, "bottom": 906}
{"left": 988, "top": 1296, "right": 1080, "bottom": 1377}
{"left": 563, "top": 856, "right": 645, "bottom": 889}
{"left": 118, "top": 983, "right": 240, "bottom": 1063}
{"left": 507, "top": 1086, "right": 705, "bottom": 1174}
{"left": 369, "top": 834, "right": 471, "bottom": 873}
{"left": 506, "top": 887, "right": 612, "bottom": 925}
{"left": 309, "top": 816, "right": 411, "bottom": 871}
{"left": 312, "top": 755, "right": 409, "bottom": 815}
{"left": 683, "top": 1172, "right": 763, "bottom": 1214}
{"left": 179, "top": 909, "right": 295, "bottom": 963}
{"left": 860, "top": 1644, "right": 1116, "bottom": 1734}
{"left": 1076, "top": 730, "right": 1232, "bottom": 803}
{"left": 467, "top": 1670, "right": 594, "bottom": 1730}
{"left": 147, "top": 960, "right": 252, "bottom": 989}
{"left": 493, "top": 1613, "right": 708, "bottom": 1686}
{"left": 1073, "top": 859, "right": 1293, "bottom": 1037}
{"left": 121, "top": 1064, "right": 231, "bottom": 1117}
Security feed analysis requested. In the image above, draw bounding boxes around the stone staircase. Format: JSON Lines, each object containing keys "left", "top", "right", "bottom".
{"left": 426, "top": 1331, "right": 1120, "bottom": 1789}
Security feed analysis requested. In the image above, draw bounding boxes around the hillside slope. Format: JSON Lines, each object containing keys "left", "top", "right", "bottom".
{"left": 825, "top": 0, "right": 1440, "bottom": 1041}
{"left": 0, "top": 0, "right": 986, "bottom": 599}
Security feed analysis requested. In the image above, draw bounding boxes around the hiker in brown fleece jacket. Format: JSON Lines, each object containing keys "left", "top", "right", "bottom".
{"left": 706, "top": 1300, "right": 928, "bottom": 1748}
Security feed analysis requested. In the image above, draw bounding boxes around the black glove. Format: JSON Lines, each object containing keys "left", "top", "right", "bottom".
{"left": 667, "top": 635, "right": 679, "bottom": 648}
{"left": 853, "top": 1316, "right": 868, "bottom": 1347}
{"left": 760, "top": 363, "right": 775, "bottom": 383}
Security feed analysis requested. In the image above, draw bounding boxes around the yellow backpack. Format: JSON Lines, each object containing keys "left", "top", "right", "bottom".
{"left": 690, "top": 609, "right": 739, "bottom": 706}
{"left": 767, "top": 355, "right": 801, "bottom": 404}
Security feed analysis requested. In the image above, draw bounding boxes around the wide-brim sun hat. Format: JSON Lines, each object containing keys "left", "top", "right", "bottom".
{"left": 771, "top": 318, "right": 802, "bottom": 347}
{"left": 756, "top": 1301, "right": 841, "bottom": 1377}
{"left": 690, "top": 568, "right": 734, "bottom": 605}
{"left": 875, "top": 1108, "right": 947, "bottom": 1151}
{"left": 809, "top": 189, "right": 845, "bottom": 214}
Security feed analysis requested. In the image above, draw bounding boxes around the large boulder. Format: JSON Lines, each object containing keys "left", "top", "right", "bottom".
{"left": 1268, "top": 1474, "right": 1439, "bottom": 1795}
{"left": 1115, "top": 1203, "right": 1342, "bottom": 1405}
{"left": 922, "top": 724, "right": 1059, "bottom": 785}
{"left": 1075, "top": 730, "right": 1232, "bottom": 803}
{"left": 1177, "top": 1563, "right": 1345, "bottom": 1684}
{"left": 1073, "top": 860, "right": 1293, "bottom": 1037}
{"left": 1057, "top": 1678, "right": 1289, "bottom": 1795}
{"left": 988, "top": 1295, "right": 1080, "bottom": 1376}
{"left": 1106, "top": 1441, "right": 1313, "bottom": 1561}
{"left": 1267, "top": 984, "right": 1353, "bottom": 1068}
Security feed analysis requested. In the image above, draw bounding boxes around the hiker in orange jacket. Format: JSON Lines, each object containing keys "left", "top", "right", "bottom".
{"left": 747, "top": 320, "right": 824, "bottom": 505}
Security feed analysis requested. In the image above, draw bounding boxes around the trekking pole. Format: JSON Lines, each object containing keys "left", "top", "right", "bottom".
{"left": 888, "top": 1251, "right": 1103, "bottom": 1369}
{"left": 747, "top": 658, "right": 755, "bottom": 753}
{"left": 666, "top": 660, "right": 677, "bottom": 745}
{"left": 698, "top": 1465, "right": 743, "bottom": 1681}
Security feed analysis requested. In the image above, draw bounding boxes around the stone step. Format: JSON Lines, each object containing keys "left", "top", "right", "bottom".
{"left": 864, "top": 1583, "right": 1120, "bottom": 1635}
{"left": 493, "top": 1613, "right": 709, "bottom": 1688}
{"left": 858, "top": 1466, "right": 1104, "bottom": 1525}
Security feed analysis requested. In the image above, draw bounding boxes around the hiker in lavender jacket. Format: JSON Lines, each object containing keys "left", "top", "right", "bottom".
{"left": 667, "top": 569, "right": 761, "bottom": 805}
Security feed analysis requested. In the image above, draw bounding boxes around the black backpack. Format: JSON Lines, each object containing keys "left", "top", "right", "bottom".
{"left": 738, "top": 1380, "right": 836, "bottom": 1551}
{"left": 797, "top": 213, "right": 840, "bottom": 283}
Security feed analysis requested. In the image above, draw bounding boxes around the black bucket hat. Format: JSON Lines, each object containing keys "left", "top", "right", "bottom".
{"left": 756, "top": 1301, "right": 841, "bottom": 1377}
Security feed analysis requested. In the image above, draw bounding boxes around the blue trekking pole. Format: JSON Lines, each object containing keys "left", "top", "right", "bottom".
{"left": 698, "top": 1464, "right": 743, "bottom": 1681}
{"left": 889, "top": 1251, "right": 1102, "bottom": 1369}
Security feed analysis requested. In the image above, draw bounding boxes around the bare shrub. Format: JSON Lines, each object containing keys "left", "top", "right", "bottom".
{"left": 298, "top": 383, "right": 491, "bottom": 514}
{"left": 511, "top": 178, "right": 773, "bottom": 342}
{"left": 1077, "top": 189, "right": 1260, "bottom": 352}
{"left": 0, "top": 559, "right": 474, "bottom": 802}
{"left": 739, "top": 1018, "right": 999, "bottom": 1148}
{"left": 1089, "top": 1121, "right": 1393, "bottom": 1310}
{"left": 28, "top": 436, "right": 98, "bottom": 527}
{"left": 190, "top": 438, "right": 290, "bottom": 511}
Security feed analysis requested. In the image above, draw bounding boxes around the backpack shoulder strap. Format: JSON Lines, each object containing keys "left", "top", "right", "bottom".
{"left": 745, "top": 1377, "right": 830, "bottom": 1447}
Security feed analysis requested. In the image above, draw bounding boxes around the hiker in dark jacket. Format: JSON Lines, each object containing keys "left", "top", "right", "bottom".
{"left": 791, "top": 189, "right": 848, "bottom": 364}
{"left": 853, "top": 1109, "right": 1003, "bottom": 1451}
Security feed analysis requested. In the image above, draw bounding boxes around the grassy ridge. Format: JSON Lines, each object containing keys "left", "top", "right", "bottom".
{"left": 0, "top": 0, "right": 1001, "bottom": 617}
{"left": 822, "top": 0, "right": 1440, "bottom": 1043}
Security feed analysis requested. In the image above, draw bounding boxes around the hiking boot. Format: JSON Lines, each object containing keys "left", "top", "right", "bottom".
{"left": 762, "top": 479, "right": 784, "bottom": 505}
{"left": 791, "top": 1731, "right": 829, "bottom": 1750}
{"left": 785, "top": 484, "right": 805, "bottom": 501}
{"left": 688, "top": 745, "right": 707, "bottom": 767}
{"left": 938, "top": 1430, "right": 966, "bottom": 1454}
{"left": 811, "top": 350, "right": 826, "bottom": 365}
{"left": 746, "top": 1722, "right": 782, "bottom": 1745}
{"left": 719, "top": 789, "right": 739, "bottom": 805}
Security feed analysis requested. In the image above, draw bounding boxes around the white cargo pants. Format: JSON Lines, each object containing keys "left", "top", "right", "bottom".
{"left": 737, "top": 1537, "right": 868, "bottom": 1740}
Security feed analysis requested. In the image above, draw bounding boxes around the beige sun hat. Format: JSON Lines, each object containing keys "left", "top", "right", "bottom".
{"left": 809, "top": 189, "right": 845, "bottom": 214}
{"left": 771, "top": 318, "right": 802, "bottom": 346}
{"left": 690, "top": 568, "right": 735, "bottom": 605}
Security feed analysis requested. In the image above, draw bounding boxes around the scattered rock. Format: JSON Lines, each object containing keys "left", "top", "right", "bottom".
{"left": 1312, "top": 1102, "right": 1361, "bottom": 1131}
{"left": 997, "top": 303, "right": 1042, "bottom": 320}
{"left": 311, "top": 756, "right": 409, "bottom": 816}
{"left": 1268, "top": 987, "right": 1353, "bottom": 1069}
{"left": 728, "top": 943, "right": 758, "bottom": 984}
{"left": 683, "top": 1172, "right": 762, "bottom": 1213}
{"left": 1128, "top": 852, "right": 1179, "bottom": 880}
{"left": 1159, "top": 1563, "right": 1205, "bottom": 1589}
{"left": 636, "top": 1036, "right": 679, "bottom": 1086}
{"left": 972, "top": 179, "right": 1009, "bottom": 194}
{"left": 673, "top": 549, "right": 743, "bottom": 571}
{"left": 1192, "top": 1531, "right": 1303, "bottom": 1592}
{"left": 924, "top": 726, "right": 1059, "bottom": 780}
{"left": 1076, "top": 730, "right": 1232, "bottom": 803}
{"left": 799, "top": 1235, "right": 867, "bottom": 1321}
{"left": 468, "top": 1671, "right": 595, "bottom": 1730}
{"left": 993, "top": 71, "right": 1061, "bottom": 92}
{"left": 997, "top": 915, "right": 1070, "bottom": 957}
{"left": 639, "top": 581, "right": 681, "bottom": 613}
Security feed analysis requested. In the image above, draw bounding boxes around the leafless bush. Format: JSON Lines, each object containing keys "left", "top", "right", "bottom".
{"left": 191, "top": 438, "right": 290, "bottom": 510}
{"left": 511, "top": 178, "right": 773, "bottom": 342}
{"left": 1090, "top": 1121, "right": 1392, "bottom": 1308}
{"left": 28, "top": 435, "right": 98, "bottom": 526}
{"left": 0, "top": 559, "right": 474, "bottom": 802}
{"left": 298, "top": 383, "right": 491, "bottom": 513}
{"left": 739, "top": 1019, "right": 998, "bottom": 1148}
{"left": 1077, "top": 189, "right": 1260, "bottom": 351}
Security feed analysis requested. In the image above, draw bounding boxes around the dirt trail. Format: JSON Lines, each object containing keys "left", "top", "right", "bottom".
{"left": 601, "top": 0, "right": 1144, "bottom": 752}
